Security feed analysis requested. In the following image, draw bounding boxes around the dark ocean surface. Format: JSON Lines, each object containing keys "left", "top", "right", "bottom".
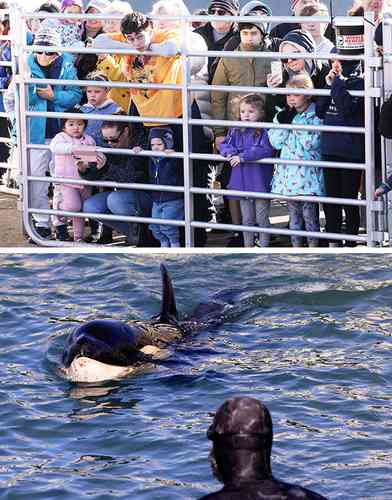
{"left": 0, "top": 254, "right": 391, "bottom": 499}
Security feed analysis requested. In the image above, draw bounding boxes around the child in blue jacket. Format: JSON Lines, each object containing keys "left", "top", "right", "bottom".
{"left": 147, "top": 127, "right": 184, "bottom": 248}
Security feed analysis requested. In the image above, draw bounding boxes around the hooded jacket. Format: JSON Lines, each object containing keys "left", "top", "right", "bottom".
{"left": 316, "top": 60, "right": 365, "bottom": 161}
{"left": 268, "top": 102, "right": 325, "bottom": 196}
{"left": 27, "top": 53, "right": 82, "bottom": 145}
{"left": 80, "top": 99, "right": 122, "bottom": 146}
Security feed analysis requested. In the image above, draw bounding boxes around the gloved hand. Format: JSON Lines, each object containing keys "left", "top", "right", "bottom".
{"left": 276, "top": 107, "right": 297, "bottom": 124}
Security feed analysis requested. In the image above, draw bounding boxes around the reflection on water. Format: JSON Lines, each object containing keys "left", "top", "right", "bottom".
{"left": 0, "top": 255, "right": 391, "bottom": 499}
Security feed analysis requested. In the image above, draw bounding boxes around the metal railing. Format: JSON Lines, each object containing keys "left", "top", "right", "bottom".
{"left": 6, "top": 5, "right": 387, "bottom": 247}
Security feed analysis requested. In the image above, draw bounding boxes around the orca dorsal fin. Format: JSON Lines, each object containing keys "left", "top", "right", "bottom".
{"left": 159, "top": 263, "right": 178, "bottom": 323}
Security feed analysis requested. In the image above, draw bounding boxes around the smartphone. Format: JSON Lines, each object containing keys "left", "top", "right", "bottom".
{"left": 73, "top": 150, "right": 98, "bottom": 163}
{"left": 271, "top": 61, "right": 283, "bottom": 83}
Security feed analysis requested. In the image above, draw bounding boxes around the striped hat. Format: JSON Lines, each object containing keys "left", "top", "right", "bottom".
{"left": 34, "top": 27, "right": 62, "bottom": 47}
{"left": 208, "top": 0, "right": 240, "bottom": 16}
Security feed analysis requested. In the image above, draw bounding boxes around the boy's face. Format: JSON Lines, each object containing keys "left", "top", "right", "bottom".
{"left": 125, "top": 30, "right": 150, "bottom": 51}
{"left": 281, "top": 43, "right": 306, "bottom": 73}
{"left": 64, "top": 119, "right": 85, "bottom": 138}
{"left": 151, "top": 137, "right": 166, "bottom": 151}
{"left": 301, "top": 11, "right": 328, "bottom": 40}
{"left": 240, "top": 26, "right": 263, "bottom": 49}
{"left": 86, "top": 86, "right": 108, "bottom": 106}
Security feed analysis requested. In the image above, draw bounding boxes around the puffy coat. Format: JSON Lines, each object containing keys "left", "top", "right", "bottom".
{"left": 27, "top": 53, "right": 82, "bottom": 145}
{"left": 149, "top": 156, "right": 183, "bottom": 202}
{"left": 219, "top": 127, "right": 275, "bottom": 193}
{"left": 268, "top": 102, "right": 325, "bottom": 196}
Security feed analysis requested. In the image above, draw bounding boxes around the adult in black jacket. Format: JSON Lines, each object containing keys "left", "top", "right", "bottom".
{"left": 80, "top": 119, "right": 157, "bottom": 246}
{"left": 194, "top": 0, "right": 239, "bottom": 84}
{"left": 316, "top": 51, "right": 364, "bottom": 246}
{"left": 198, "top": 397, "right": 328, "bottom": 500}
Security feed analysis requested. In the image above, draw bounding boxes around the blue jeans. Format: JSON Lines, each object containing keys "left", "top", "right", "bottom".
{"left": 149, "top": 198, "right": 184, "bottom": 247}
{"left": 83, "top": 190, "right": 152, "bottom": 235}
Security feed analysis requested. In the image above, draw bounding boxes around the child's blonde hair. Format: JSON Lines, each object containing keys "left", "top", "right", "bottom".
{"left": 239, "top": 93, "right": 266, "bottom": 121}
{"left": 286, "top": 73, "right": 314, "bottom": 101}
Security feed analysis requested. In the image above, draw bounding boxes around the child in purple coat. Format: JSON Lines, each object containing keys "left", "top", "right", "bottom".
{"left": 219, "top": 94, "right": 275, "bottom": 247}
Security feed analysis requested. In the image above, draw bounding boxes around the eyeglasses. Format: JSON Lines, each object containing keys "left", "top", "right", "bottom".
{"left": 208, "top": 8, "right": 228, "bottom": 15}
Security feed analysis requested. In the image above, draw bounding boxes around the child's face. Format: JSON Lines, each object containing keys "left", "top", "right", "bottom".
{"left": 286, "top": 91, "right": 310, "bottom": 113}
{"left": 153, "top": 7, "right": 178, "bottom": 31}
{"left": 64, "top": 5, "right": 82, "bottom": 25}
{"left": 151, "top": 137, "right": 166, "bottom": 151}
{"left": 281, "top": 43, "right": 306, "bottom": 73}
{"left": 331, "top": 59, "right": 343, "bottom": 75}
{"left": 64, "top": 119, "right": 85, "bottom": 138}
{"left": 86, "top": 7, "right": 103, "bottom": 31}
{"left": 240, "top": 103, "right": 262, "bottom": 122}
{"left": 86, "top": 86, "right": 108, "bottom": 106}
{"left": 125, "top": 30, "right": 150, "bottom": 51}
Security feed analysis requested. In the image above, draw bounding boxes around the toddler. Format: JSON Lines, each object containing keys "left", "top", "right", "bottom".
{"left": 147, "top": 127, "right": 184, "bottom": 248}
{"left": 219, "top": 94, "right": 275, "bottom": 247}
{"left": 268, "top": 73, "right": 325, "bottom": 247}
{"left": 50, "top": 107, "right": 105, "bottom": 241}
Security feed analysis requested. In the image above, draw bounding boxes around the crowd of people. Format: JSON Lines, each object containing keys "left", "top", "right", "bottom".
{"left": 1, "top": 0, "right": 391, "bottom": 247}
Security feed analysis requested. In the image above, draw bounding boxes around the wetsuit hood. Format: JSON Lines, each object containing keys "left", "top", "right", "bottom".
{"left": 208, "top": 397, "right": 273, "bottom": 483}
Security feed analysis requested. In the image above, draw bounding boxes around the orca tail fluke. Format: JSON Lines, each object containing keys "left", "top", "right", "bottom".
{"left": 159, "top": 263, "right": 178, "bottom": 323}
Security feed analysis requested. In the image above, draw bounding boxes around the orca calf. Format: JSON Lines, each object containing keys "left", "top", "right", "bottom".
{"left": 61, "top": 264, "right": 211, "bottom": 383}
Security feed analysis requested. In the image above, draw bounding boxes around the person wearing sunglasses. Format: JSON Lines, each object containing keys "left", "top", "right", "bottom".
{"left": 25, "top": 27, "right": 82, "bottom": 241}
{"left": 194, "top": 0, "right": 240, "bottom": 84}
{"left": 81, "top": 115, "right": 155, "bottom": 246}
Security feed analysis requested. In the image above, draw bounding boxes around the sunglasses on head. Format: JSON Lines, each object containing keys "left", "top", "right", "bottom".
{"left": 208, "top": 8, "right": 228, "bottom": 15}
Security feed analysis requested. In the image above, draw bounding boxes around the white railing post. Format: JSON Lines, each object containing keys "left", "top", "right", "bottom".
{"left": 181, "top": 17, "right": 194, "bottom": 247}
{"left": 382, "top": 15, "right": 392, "bottom": 245}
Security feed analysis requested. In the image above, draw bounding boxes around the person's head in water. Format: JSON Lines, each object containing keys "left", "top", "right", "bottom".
{"left": 207, "top": 396, "right": 273, "bottom": 483}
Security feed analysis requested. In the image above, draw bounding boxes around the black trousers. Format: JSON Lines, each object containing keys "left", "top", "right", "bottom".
{"left": 322, "top": 155, "right": 363, "bottom": 238}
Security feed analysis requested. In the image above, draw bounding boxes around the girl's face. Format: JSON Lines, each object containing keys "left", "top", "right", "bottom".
{"left": 86, "top": 7, "right": 103, "bottom": 31}
{"left": 64, "top": 119, "right": 85, "bottom": 138}
{"left": 286, "top": 91, "right": 310, "bottom": 113}
{"left": 153, "top": 7, "right": 179, "bottom": 31}
{"left": 281, "top": 43, "right": 306, "bottom": 73}
{"left": 150, "top": 137, "right": 166, "bottom": 151}
{"left": 64, "top": 5, "right": 82, "bottom": 25}
{"left": 240, "top": 103, "right": 262, "bottom": 122}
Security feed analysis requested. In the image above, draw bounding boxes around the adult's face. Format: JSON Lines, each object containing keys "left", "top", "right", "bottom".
{"left": 102, "top": 126, "right": 130, "bottom": 148}
{"left": 208, "top": 6, "right": 233, "bottom": 34}
{"left": 281, "top": 43, "right": 306, "bottom": 73}
{"left": 364, "top": 0, "right": 384, "bottom": 15}
{"left": 240, "top": 26, "right": 263, "bottom": 49}
{"left": 36, "top": 51, "right": 59, "bottom": 67}
{"left": 86, "top": 7, "right": 103, "bottom": 31}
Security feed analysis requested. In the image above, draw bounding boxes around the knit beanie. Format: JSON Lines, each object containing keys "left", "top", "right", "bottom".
{"left": 86, "top": 0, "right": 111, "bottom": 13}
{"left": 34, "top": 27, "right": 62, "bottom": 47}
{"left": 208, "top": 0, "right": 240, "bottom": 16}
{"left": 148, "top": 127, "right": 174, "bottom": 150}
{"left": 60, "top": 0, "right": 83, "bottom": 12}
{"left": 280, "top": 29, "right": 316, "bottom": 75}
{"left": 239, "top": 1, "right": 272, "bottom": 35}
